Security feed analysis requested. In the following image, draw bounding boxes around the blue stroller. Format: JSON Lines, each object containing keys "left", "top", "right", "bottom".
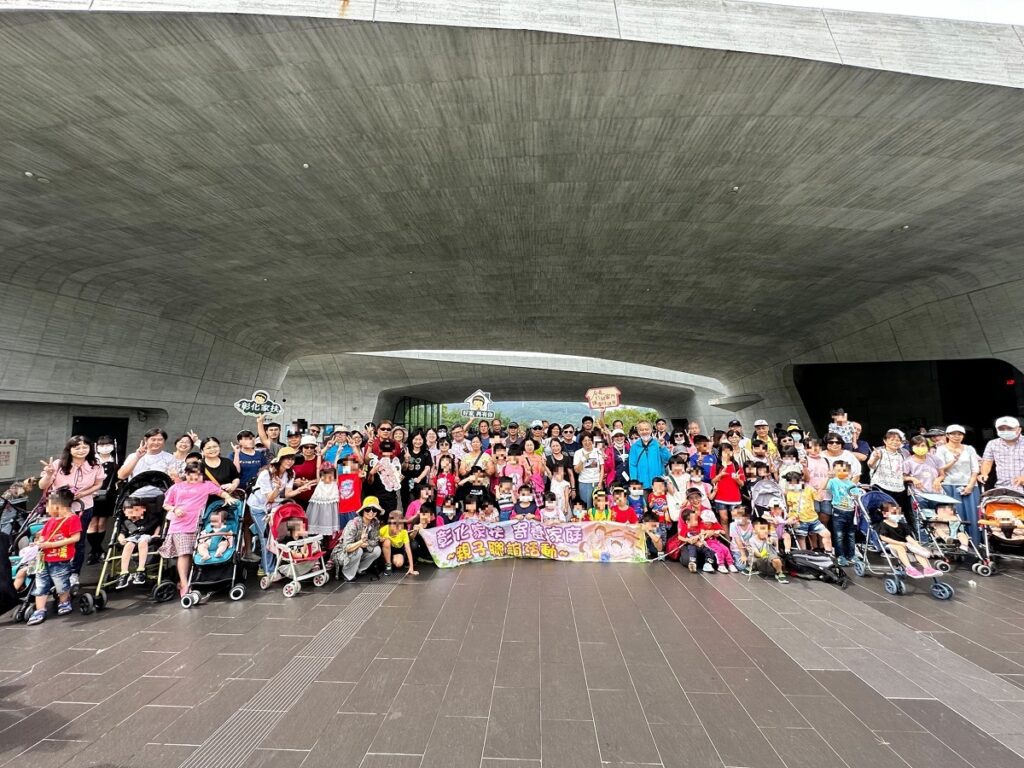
{"left": 180, "top": 497, "right": 247, "bottom": 608}
{"left": 852, "top": 489, "right": 954, "bottom": 600}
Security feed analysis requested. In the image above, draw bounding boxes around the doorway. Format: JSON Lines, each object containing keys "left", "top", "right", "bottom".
{"left": 72, "top": 416, "right": 130, "bottom": 464}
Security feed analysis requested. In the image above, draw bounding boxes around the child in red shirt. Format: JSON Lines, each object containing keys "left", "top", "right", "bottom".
{"left": 432, "top": 455, "right": 458, "bottom": 509}
{"left": 610, "top": 488, "right": 638, "bottom": 524}
{"left": 26, "top": 488, "right": 82, "bottom": 626}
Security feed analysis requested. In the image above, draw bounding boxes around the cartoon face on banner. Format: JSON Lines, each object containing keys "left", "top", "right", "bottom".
{"left": 460, "top": 388, "right": 495, "bottom": 419}
{"left": 233, "top": 389, "right": 283, "bottom": 417}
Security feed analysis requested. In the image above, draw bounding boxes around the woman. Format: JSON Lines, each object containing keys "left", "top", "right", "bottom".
{"left": 710, "top": 442, "right": 742, "bottom": 526}
{"left": 823, "top": 433, "right": 862, "bottom": 480}
{"left": 171, "top": 432, "right": 199, "bottom": 481}
{"left": 573, "top": 433, "right": 604, "bottom": 508}
{"left": 402, "top": 430, "right": 433, "bottom": 508}
{"left": 477, "top": 420, "right": 492, "bottom": 450}
{"left": 39, "top": 435, "right": 106, "bottom": 580}
{"left": 669, "top": 430, "right": 689, "bottom": 456}
{"left": 248, "top": 448, "right": 304, "bottom": 578}
{"left": 86, "top": 435, "right": 119, "bottom": 564}
{"left": 292, "top": 437, "right": 321, "bottom": 507}
{"left": 348, "top": 431, "right": 366, "bottom": 465}
{"left": 869, "top": 428, "right": 914, "bottom": 526}
{"left": 199, "top": 437, "right": 240, "bottom": 495}
{"left": 605, "top": 429, "right": 630, "bottom": 490}
{"left": 459, "top": 436, "right": 493, "bottom": 478}
{"left": 544, "top": 424, "right": 562, "bottom": 455}
{"left": 546, "top": 440, "right": 575, "bottom": 499}
{"left": 936, "top": 424, "right": 981, "bottom": 542}
{"left": 686, "top": 421, "right": 702, "bottom": 455}
{"left": 425, "top": 428, "right": 440, "bottom": 461}
{"left": 522, "top": 437, "right": 549, "bottom": 498}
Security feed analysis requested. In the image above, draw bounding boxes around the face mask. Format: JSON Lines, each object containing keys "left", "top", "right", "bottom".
{"left": 912, "top": 446, "right": 928, "bottom": 456}
{"left": 674, "top": 438, "right": 685, "bottom": 445}
{"left": 998, "top": 429, "right": 1018, "bottom": 441}
{"left": 791, "top": 432, "right": 803, "bottom": 442}
{"left": 519, "top": 496, "right": 532, "bottom": 503}
{"left": 887, "top": 513, "right": 904, "bottom": 522}
{"left": 629, "top": 490, "right": 642, "bottom": 498}
{"left": 836, "top": 471, "right": 849, "bottom": 480}
{"left": 790, "top": 482, "right": 803, "bottom": 490}
{"left": 97, "top": 446, "right": 114, "bottom": 454}
{"left": 640, "top": 435, "right": 652, "bottom": 443}
{"left": 544, "top": 502, "right": 556, "bottom": 509}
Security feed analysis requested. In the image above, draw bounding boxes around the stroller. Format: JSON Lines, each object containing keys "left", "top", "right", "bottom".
{"left": 7, "top": 502, "right": 49, "bottom": 623}
{"left": 978, "top": 488, "right": 1024, "bottom": 575}
{"left": 911, "top": 489, "right": 990, "bottom": 575}
{"left": 260, "top": 502, "right": 329, "bottom": 598}
{"left": 852, "top": 489, "right": 954, "bottom": 600}
{"left": 80, "top": 471, "right": 177, "bottom": 614}
{"left": 750, "top": 478, "right": 786, "bottom": 520}
{"left": 180, "top": 496, "right": 247, "bottom": 608}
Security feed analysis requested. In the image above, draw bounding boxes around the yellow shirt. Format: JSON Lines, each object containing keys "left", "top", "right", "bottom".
{"left": 379, "top": 525, "right": 410, "bottom": 548}
{"left": 785, "top": 487, "right": 818, "bottom": 523}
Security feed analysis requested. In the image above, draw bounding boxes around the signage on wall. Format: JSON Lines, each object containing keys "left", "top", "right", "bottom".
{"left": 233, "top": 390, "right": 283, "bottom": 417}
{"left": 0, "top": 439, "right": 19, "bottom": 481}
{"left": 584, "top": 386, "right": 621, "bottom": 410}
{"left": 460, "top": 389, "right": 495, "bottom": 419}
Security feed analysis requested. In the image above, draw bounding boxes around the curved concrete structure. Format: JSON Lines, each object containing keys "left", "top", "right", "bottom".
{"left": 1, "top": 7, "right": 1023, "bottom": 475}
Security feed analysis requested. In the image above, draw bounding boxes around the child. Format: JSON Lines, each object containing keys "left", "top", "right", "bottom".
{"left": 501, "top": 446, "right": 528, "bottom": 489}
{"left": 825, "top": 460, "right": 858, "bottom": 566}
{"left": 196, "top": 509, "right": 233, "bottom": 562}
{"left": 408, "top": 506, "right": 436, "bottom": 563}
{"left": 437, "top": 497, "right": 461, "bottom": 526}
{"left": 510, "top": 486, "right": 538, "bottom": 521}
{"left": 461, "top": 498, "right": 480, "bottom": 521}
{"left": 642, "top": 511, "right": 664, "bottom": 560}
{"left": 675, "top": 510, "right": 713, "bottom": 573}
{"left": 13, "top": 530, "right": 42, "bottom": 592}
{"left": 729, "top": 508, "right": 755, "bottom": 572}
{"left": 540, "top": 492, "right": 564, "bottom": 524}
{"left": 380, "top": 510, "right": 418, "bottom": 576}
{"left": 569, "top": 499, "right": 587, "bottom": 521}
{"left": 927, "top": 503, "right": 972, "bottom": 553}
{"left": 804, "top": 439, "right": 832, "bottom": 525}
{"left": 478, "top": 499, "right": 499, "bottom": 523}
{"left": 877, "top": 502, "right": 941, "bottom": 578}
{"left": 337, "top": 455, "right": 365, "bottom": 530}
{"left": 783, "top": 469, "right": 833, "bottom": 553}
{"left": 549, "top": 465, "right": 571, "bottom": 520}
{"left": 115, "top": 496, "right": 160, "bottom": 588}
{"left": 611, "top": 487, "right": 639, "bottom": 524}
{"left": 495, "top": 477, "right": 516, "bottom": 521}
{"left": 160, "top": 465, "right": 237, "bottom": 597}
{"left": 307, "top": 464, "right": 341, "bottom": 537}
{"left": 700, "top": 509, "right": 738, "bottom": 573}
{"left": 646, "top": 477, "right": 669, "bottom": 539}
{"left": 277, "top": 518, "right": 313, "bottom": 580}
{"left": 746, "top": 518, "right": 789, "bottom": 583}
{"left": 688, "top": 435, "right": 717, "bottom": 483}
{"left": 26, "top": 488, "right": 82, "bottom": 625}
{"left": 404, "top": 484, "right": 434, "bottom": 522}
{"left": 587, "top": 489, "right": 612, "bottom": 522}
{"left": 626, "top": 480, "right": 646, "bottom": 518}
{"left": 431, "top": 455, "right": 458, "bottom": 509}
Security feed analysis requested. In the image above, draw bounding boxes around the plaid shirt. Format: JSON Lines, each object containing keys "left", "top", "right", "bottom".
{"left": 983, "top": 438, "right": 1024, "bottom": 491}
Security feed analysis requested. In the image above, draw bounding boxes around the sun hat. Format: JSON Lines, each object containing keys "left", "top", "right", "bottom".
{"left": 359, "top": 496, "right": 384, "bottom": 513}
{"left": 270, "top": 447, "right": 302, "bottom": 464}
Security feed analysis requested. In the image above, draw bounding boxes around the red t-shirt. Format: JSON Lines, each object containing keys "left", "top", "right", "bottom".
{"left": 292, "top": 458, "right": 318, "bottom": 501}
{"left": 612, "top": 504, "right": 638, "bottom": 524}
{"left": 713, "top": 463, "right": 743, "bottom": 504}
{"left": 337, "top": 473, "right": 363, "bottom": 514}
{"left": 41, "top": 514, "right": 83, "bottom": 563}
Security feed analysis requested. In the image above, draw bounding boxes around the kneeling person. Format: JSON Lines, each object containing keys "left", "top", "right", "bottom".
{"left": 381, "top": 510, "right": 418, "bottom": 576}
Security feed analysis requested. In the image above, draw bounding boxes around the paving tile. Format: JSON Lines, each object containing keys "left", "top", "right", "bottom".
{"left": 651, "top": 722, "right": 724, "bottom": 768}
{"left": 817, "top": 671, "right": 924, "bottom": 731}
{"left": 484, "top": 686, "right": 541, "bottom": 760}
{"left": 751, "top": 645, "right": 828, "bottom": 696}
{"left": 369, "top": 683, "right": 445, "bottom": 755}
{"left": 628, "top": 662, "right": 699, "bottom": 725}
{"left": 317, "top": 639, "right": 383, "bottom": 683}
{"left": 579, "top": 642, "right": 632, "bottom": 690}
{"left": 381, "top": 620, "right": 433, "bottom": 659}
{"left": 788, "top": 694, "right": 909, "bottom": 768}
{"left": 340, "top": 658, "right": 413, "bottom": 715}
{"left": 590, "top": 688, "right": 659, "bottom": 764}
{"left": 502, "top": 608, "right": 540, "bottom": 643}
{"left": 894, "top": 699, "right": 1024, "bottom": 768}
{"left": 440, "top": 659, "right": 497, "bottom": 717}
{"left": 877, "top": 729, "right": 976, "bottom": 768}
{"left": 1, "top": 738, "right": 90, "bottom": 768}
{"left": 761, "top": 726, "right": 844, "bottom": 768}
{"left": 303, "top": 712, "right": 380, "bottom": 768}
{"left": 932, "top": 633, "right": 1024, "bottom": 675}
{"left": 480, "top": 760, "right": 540, "bottom": 768}
{"left": 540, "top": 660, "right": 592, "bottom": 722}
{"left": 690, "top": 692, "right": 784, "bottom": 768}
{"left": 495, "top": 641, "right": 540, "bottom": 688}
{"left": 245, "top": 748, "right": 309, "bottom": 768}
{"left": 158, "top": 678, "right": 265, "bottom": 745}
{"left": 51, "top": 675, "right": 179, "bottom": 741}
{"left": 458, "top": 621, "right": 504, "bottom": 663}
{"left": 262, "top": 681, "right": 355, "bottom": 749}
{"left": 421, "top": 715, "right": 487, "bottom": 768}
{"left": 0, "top": 702, "right": 92, "bottom": 761}
{"left": 717, "top": 666, "right": 805, "bottom": 727}
{"left": 406, "top": 639, "right": 460, "bottom": 685}
{"left": 359, "top": 754, "right": 423, "bottom": 768}
{"left": 541, "top": 717, "right": 601, "bottom": 767}
{"left": 766, "top": 627, "right": 847, "bottom": 670}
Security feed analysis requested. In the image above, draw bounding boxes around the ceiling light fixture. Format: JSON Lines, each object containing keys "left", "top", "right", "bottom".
{"left": 36, "top": 177, "right": 50, "bottom": 184}
{"left": 23, "top": 171, "right": 33, "bottom": 177}
{"left": 730, "top": 185, "right": 740, "bottom": 193}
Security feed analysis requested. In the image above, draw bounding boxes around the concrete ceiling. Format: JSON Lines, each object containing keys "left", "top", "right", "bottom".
{"left": 2, "top": 12, "right": 1024, "bottom": 382}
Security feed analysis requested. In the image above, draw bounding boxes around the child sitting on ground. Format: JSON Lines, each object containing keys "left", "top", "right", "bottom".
{"left": 700, "top": 509, "right": 738, "bottom": 573}
{"left": 478, "top": 498, "right": 499, "bottom": 523}
{"left": 642, "top": 511, "right": 664, "bottom": 560}
{"left": 115, "top": 496, "right": 160, "bottom": 588}
{"left": 729, "top": 507, "right": 755, "bottom": 573}
{"left": 876, "top": 501, "right": 941, "bottom": 578}
{"left": 437, "top": 497, "right": 461, "bottom": 526}
{"left": 197, "top": 509, "right": 233, "bottom": 562}
{"left": 510, "top": 486, "right": 538, "bottom": 521}
{"left": 380, "top": 510, "right": 418, "bottom": 576}
{"left": 675, "top": 509, "right": 716, "bottom": 573}
{"left": 26, "top": 488, "right": 82, "bottom": 625}
{"left": 746, "top": 517, "right": 789, "bottom": 584}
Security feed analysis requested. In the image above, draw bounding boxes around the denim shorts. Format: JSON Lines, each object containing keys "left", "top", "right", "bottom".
{"left": 31, "top": 560, "right": 74, "bottom": 597}
{"left": 795, "top": 520, "right": 827, "bottom": 537}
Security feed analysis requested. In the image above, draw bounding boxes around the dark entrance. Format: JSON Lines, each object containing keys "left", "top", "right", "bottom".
{"left": 793, "top": 358, "right": 1023, "bottom": 447}
{"left": 71, "top": 416, "right": 130, "bottom": 463}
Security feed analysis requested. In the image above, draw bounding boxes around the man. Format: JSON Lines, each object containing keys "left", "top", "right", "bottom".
{"left": 727, "top": 419, "right": 744, "bottom": 437}
{"left": 449, "top": 424, "right": 472, "bottom": 463}
{"left": 828, "top": 408, "right": 855, "bottom": 446}
{"left": 654, "top": 418, "right": 670, "bottom": 446}
{"left": 580, "top": 416, "right": 596, "bottom": 441}
{"left": 741, "top": 420, "right": 778, "bottom": 462}
{"left": 338, "top": 498, "right": 383, "bottom": 581}
{"left": 980, "top": 416, "right": 1024, "bottom": 491}
{"left": 367, "top": 420, "right": 395, "bottom": 459}
{"left": 849, "top": 422, "right": 870, "bottom": 463}
{"left": 628, "top": 420, "right": 670, "bottom": 491}
{"left": 561, "top": 424, "right": 580, "bottom": 456}
{"left": 256, "top": 415, "right": 285, "bottom": 459}
{"left": 529, "top": 420, "right": 546, "bottom": 452}
{"left": 504, "top": 422, "right": 524, "bottom": 449}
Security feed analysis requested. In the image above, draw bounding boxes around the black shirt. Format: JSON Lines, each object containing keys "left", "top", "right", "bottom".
{"left": 202, "top": 459, "right": 239, "bottom": 488}
{"left": 879, "top": 519, "right": 913, "bottom": 542}
{"left": 404, "top": 448, "right": 433, "bottom": 484}
{"left": 546, "top": 454, "right": 575, "bottom": 485}
{"left": 456, "top": 483, "right": 495, "bottom": 509}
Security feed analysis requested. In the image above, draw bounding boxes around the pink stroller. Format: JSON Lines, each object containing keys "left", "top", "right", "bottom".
{"left": 259, "top": 502, "right": 330, "bottom": 597}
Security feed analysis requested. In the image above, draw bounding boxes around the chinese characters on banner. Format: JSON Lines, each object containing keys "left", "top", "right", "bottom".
{"left": 420, "top": 519, "right": 646, "bottom": 567}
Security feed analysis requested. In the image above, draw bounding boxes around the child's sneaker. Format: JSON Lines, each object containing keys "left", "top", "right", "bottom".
{"left": 132, "top": 571, "right": 147, "bottom": 586}
{"left": 922, "top": 566, "right": 941, "bottom": 577}
{"left": 57, "top": 601, "right": 73, "bottom": 616}
{"left": 69, "top": 573, "right": 80, "bottom": 588}
{"left": 687, "top": 561, "right": 697, "bottom": 573}
{"left": 702, "top": 562, "right": 714, "bottom": 573}
{"left": 384, "top": 564, "right": 392, "bottom": 574}
{"left": 115, "top": 573, "right": 132, "bottom": 590}
{"left": 727, "top": 564, "right": 738, "bottom": 573}
{"left": 837, "top": 556, "right": 850, "bottom": 567}
{"left": 716, "top": 565, "right": 728, "bottom": 573}
{"left": 904, "top": 566, "right": 923, "bottom": 578}
{"left": 775, "top": 573, "right": 789, "bottom": 584}
{"left": 26, "top": 610, "right": 47, "bottom": 626}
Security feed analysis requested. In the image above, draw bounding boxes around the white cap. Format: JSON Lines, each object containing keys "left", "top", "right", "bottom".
{"left": 885, "top": 428, "right": 906, "bottom": 440}
{"left": 996, "top": 416, "right": 1020, "bottom": 429}
{"left": 753, "top": 419, "right": 769, "bottom": 427}
{"left": 945, "top": 424, "right": 966, "bottom": 434}
{"left": 530, "top": 420, "right": 543, "bottom": 428}
{"left": 300, "top": 434, "right": 318, "bottom": 447}
{"left": 611, "top": 428, "right": 625, "bottom": 437}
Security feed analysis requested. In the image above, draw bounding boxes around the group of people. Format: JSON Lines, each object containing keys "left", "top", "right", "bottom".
{"left": 5, "top": 405, "right": 1024, "bottom": 625}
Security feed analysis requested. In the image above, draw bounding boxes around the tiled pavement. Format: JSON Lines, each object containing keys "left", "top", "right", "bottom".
{"left": 2, "top": 560, "right": 1024, "bottom": 768}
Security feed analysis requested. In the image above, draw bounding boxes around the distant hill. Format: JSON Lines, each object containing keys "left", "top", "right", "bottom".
{"left": 445, "top": 400, "right": 657, "bottom": 425}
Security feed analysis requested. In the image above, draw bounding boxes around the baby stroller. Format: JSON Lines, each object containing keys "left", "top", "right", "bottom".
{"left": 7, "top": 503, "right": 49, "bottom": 623}
{"left": 260, "top": 502, "right": 329, "bottom": 598}
{"left": 781, "top": 528, "right": 848, "bottom": 588}
{"left": 80, "top": 471, "right": 177, "bottom": 614}
{"left": 852, "top": 489, "right": 954, "bottom": 600}
{"left": 911, "top": 489, "right": 990, "bottom": 575}
{"left": 181, "top": 496, "right": 247, "bottom": 608}
{"left": 750, "top": 479, "right": 786, "bottom": 520}
{"left": 978, "top": 488, "right": 1024, "bottom": 575}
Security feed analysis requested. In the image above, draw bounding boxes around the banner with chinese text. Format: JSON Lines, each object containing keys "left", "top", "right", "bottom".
{"left": 420, "top": 519, "right": 646, "bottom": 567}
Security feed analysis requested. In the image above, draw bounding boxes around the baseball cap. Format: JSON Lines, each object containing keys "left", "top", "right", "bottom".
{"left": 996, "top": 416, "right": 1020, "bottom": 429}
{"left": 508, "top": 422, "right": 519, "bottom": 428}
{"left": 300, "top": 434, "right": 318, "bottom": 447}
{"left": 286, "top": 429, "right": 302, "bottom": 437}
{"left": 728, "top": 419, "right": 742, "bottom": 427}
{"left": 530, "top": 420, "right": 543, "bottom": 428}
{"left": 924, "top": 427, "right": 945, "bottom": 438}
{"left": 753, "top": 419, "right": 769, "bottom": 427}
{"left": 945, "top": 424, "right": 966, "bottom": 434}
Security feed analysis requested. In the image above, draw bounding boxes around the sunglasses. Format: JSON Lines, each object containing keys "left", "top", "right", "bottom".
{"left": 826, "top": 440, "right": 841, "bottom": 445}
{"left": 379, "top": 428, "right": 392, "bottom": 432}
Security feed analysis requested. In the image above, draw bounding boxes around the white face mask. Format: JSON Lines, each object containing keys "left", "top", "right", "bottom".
{"left": 97, "top": 446, "right": 114, "bottom": 454}
{"left": 519, "top": 496, "right": 533, "bottom": 503}
{"left": 629, "top": 490, "right": 643, "bottom": 498}
{"left": 998, "top": 429, "right": 1018, "bottom": 441}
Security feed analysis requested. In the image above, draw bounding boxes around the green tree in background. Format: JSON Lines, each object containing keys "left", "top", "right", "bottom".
{"left": 600, "top": 407, "right": 661, "bottom": 434}
{"left": 438, "top": 404, "right": 511, "bottom": 429}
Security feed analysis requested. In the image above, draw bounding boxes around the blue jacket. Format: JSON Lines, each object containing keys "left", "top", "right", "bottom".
{"left": 628, "top": 438, "right": 670, "bottom": 489}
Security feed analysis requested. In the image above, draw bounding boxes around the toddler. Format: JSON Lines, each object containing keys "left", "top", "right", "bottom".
{"left": 586, "top": 489, "right": 612, "bottom": 522}
{"left": 729, "top": 508, "right": 755, "bottom": 572}
{"left": 876, "top": 501, "right": 940, "bottom": 578}
{"left": 700, "top": 509, "right": 738, "bottom": 573}
{"left": 26, "top": 488, "right": 82, "bottom": 625}
{"left": 510, "top": 487, "right": 538, "bottom": 521}
{"left": 924, "top": 503, "right": 972, "bottom": 552}
{"left": 115, "top": 496, "right": 159, "bottom": 588}
{"left": 197, "top": 509, "right": 233, "bottom": 562}
{"left": 611, "top": 487, "right": 638, "bottom": 524}
{"left": 746, "top": 518, "right": 789, "bottom": 583}
{"left": 540, "top": 492, "right": 564, "bottom": 524}
{"left": 307, "top": 464, "right": 341, "bottom": 537}
{"left": 549, "top": 466, "right": 571, "bottom": 519}
{"left": 626, "top": 480, "right": 646, "bottom": 518}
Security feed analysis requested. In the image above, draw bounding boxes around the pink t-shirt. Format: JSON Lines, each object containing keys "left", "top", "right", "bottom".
{"left": 164, "top": 480, "right": 222, "bottom": 534}
{"left": 46, "top": 460, "right": 106, "bottom": 510}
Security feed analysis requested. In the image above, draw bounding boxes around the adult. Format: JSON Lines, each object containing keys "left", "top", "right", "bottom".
{"left": 291, "top": 435, "right": 321, "bottom": 507}
{"left": 547, "top": 439, "right": 576, "bottom": 496}
{"left": 745, "top": 420, "right": 779, "bottom": 460}
{"left": 849, "top": 422, "right": 871, "bottom": 463}
{"left": 580, "top": 416, "right": 596, "bottom": 441}
{"left": 528, "top": 421, "right": 546, "bottom": 453}
{"left": 229, "top": 430, "right": 266, "bottom": 490}
{"left": 822, "top": 433, "right": 862, "bottom": 481}
{"left": 828, "top": 407, "right": 855, "bottom": 446}
{"left": 256, "top": 415, "right": 285, "bottom": 459}
{"left": 338, "top": 498, "right": 383, "bottom": 581}
{"left": 39, "top": 435, "right": 106, "bottom": 580}
{"left": 200, "top": 437, "right": 240, "bottom": 495}
{"left": 504, "top": 422, "right": 524, "bottom": 449}
{"left": 170, "top": 433, "right": 198, "bottom": 481}
{"left": 368, "top": 439, "right": 403, "bottom": 514}
{"left": 391, "top": 426, "right": 408, "bottom": 457}
{"left": 449, "top": 424, "right": 472, "bottom": 463}
{"left": 322, "top": 426, "right": 355, "bottom": 465}
{"left": 686, "top": 421, "right": 703, "bottom": 451}
{"left": 402, "top": 430, "right": 433, "bottom": 507}
{"left": 937, "top": 424, "right": 981, "bottom": 541}
{"left": 86, "top": 435, "right": 120, "bottom": 565}
{"left": 560, "top": 424, "right": 580, "bottom": 456}
{"left": 425, "top": 427, "right": 440, "bottom": 461}
{"left": 605, "top": 428, "right": 631, "bottom": 489}
{"left": 117, "top": 428, "right": 177, "bottom": 506}
{"left": 628, "top": 421, "right": 670, "bottom": 491}
{"left": 980, "top": 416, "right": 1024, "bottom": 492}
{"left": 654, "top": 418, "right": 670, "bottom": 446}
{"left": 573, "top": 434, "right": 604, "bottom": 508}
{"left": 544, "top": 424, "right": 563, "bottom": 454}
{"left": 366, "top": 420, "right": 396, "bottom": 460}
{"left": 521, "top": 437, "right": 548, "bottom": 498}
{"left": 458, "top": 436, "right": 494, "bottom": 478}
{"left": 248, "top": 448, "right": 302, "bottom": 576}
{"left": 868, "top": 428, "right": 914, "bottom": 522}
{"left": 476, "top": 420, "right": 492, "bottom": 450}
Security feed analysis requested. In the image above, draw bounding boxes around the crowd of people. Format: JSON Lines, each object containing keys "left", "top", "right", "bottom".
{"left": 4, "top": 406, "right": 1024, "bottom": 625}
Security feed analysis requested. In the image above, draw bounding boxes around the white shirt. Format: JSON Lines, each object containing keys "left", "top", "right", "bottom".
{"left": 573, "top": 448, "right": 603, "bottom": 484}
{"left": 936, "top": 444, "right": 979, "bottom": 487}
{"left": 127, "top": 451, "right": 177, "bottom": 497}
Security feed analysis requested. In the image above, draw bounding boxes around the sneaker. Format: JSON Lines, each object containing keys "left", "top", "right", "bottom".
{"left": 257, "top": 568, "right": 265, "bottom": 577}
{"left": 775, "top": 573, "right": 790, "bottom": 584}
{"left": 241, "top": 553, "right": 260, "bottom": 563}
{"left": 837, "top": 556, "right": 850, "bottom": 567}
{"left": 384, "top": 564, "right": 393, "bottom": 574}
{"left": 727, "top": 564, "right": 738, "bottom": 573}
{"left": 922, "top": 567, "right": 941, "bottom": 577}
{"left": 688, "top": 562, "right": 697, "bottom": 573}
{"left": 904, "top": 566, "right": 923, "bottom": 578}
{"left": 132, "top": 571, "right": 147, "bottom": 586}
{"left": 717, "top": 565, "right": 728, "bottom": 574}
{"left": 26, "top": 610, "right": 46, "bottom": 626}
{"left": 69, "top": 573, "right": 80, "bottom": 588}
{"left": 702, "top": 563, "right": 714, "bottom": 573}
{"left": 115, "top": 573, "right": 131, "bottom": 590}
{"left": 57, "top": 601, "right": 73, "bottom": 615}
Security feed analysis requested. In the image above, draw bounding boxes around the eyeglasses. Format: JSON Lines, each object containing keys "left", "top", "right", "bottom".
{"left": 826, "top": 440, "right": 841, "bottom": 445}
{"left": 379, "top": 427, "right": 392, "bottom": 432}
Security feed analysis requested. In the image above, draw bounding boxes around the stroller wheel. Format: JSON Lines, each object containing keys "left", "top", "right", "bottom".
{"left": 259, "top": 576, "right": 271, "bottom": 591}
{"left": 94, "top": 589, "right": 108, "bottom": 611}
{"left": 853, "top": 559, "right": 866, "bottom": 577}
{"left": 935, "top": 560, "right": 952, "bottom": 574}
{"left": 976, "top": 563, "right": 994, "bottom": 577}
{"left": 152, "top": 581, "right": 177, "bottom": 603}
{"left": 78, "top": 593, "right": 95, "bottom": 615}
{"left": 884, "top": 577, "right": 901, "bottom": 595}
{"left": 970, "top": 562, "right": 979, "bottom": 574}
{"left": 930, "top": 581, "right": 955, "bottom": 600}
{"left": 229, "top": 584, "right": 246, "bottom": 601}
{"left": 13, "top": 603, "right": 30, "bottom": 623}
{"left": 180, "top": 593, "right": 195, "bottom": 608}
{"left": 282, "top": 582, "right": 299, "bottom": 598}
{"left": 313, "top": 572, "right": 329, "bottom": 588}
